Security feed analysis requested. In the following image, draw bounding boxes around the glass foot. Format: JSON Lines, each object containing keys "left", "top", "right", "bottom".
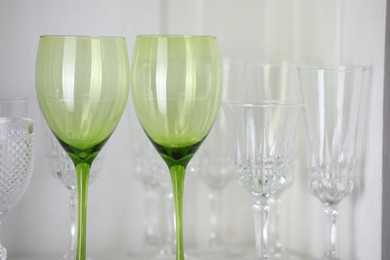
{"left": 0, "top": 243, "right": 6, "bottom": 260}
{"left": 191, "top": 245, "right": 244, "bottom": 260}
{"left": 126, "top": 244, "right": 160, "bottom": 259}
{"left": 59, "top": 251, "right": 94, "bottom": 260}
{"left": 322, "top": 253, "right": 340, "bottom": 260}
{"left": 152, "top": 253, "right": 200, "bottom": 260}
{"left": 270, "top": 250, "right": 303, "bottom": 259}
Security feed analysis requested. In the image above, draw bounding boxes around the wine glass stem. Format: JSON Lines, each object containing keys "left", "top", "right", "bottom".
{"left": 0, "top": 220, "right": 6, "bottom": 260}
{"left": 208, "top": 188, "right": 223, "bottom": 247}
{"left": 273, "top": 195, "right": 284, "bottom": 254}
{"left": 169, "top": 165, "right": 185, "bottom": 260}
{"left": 252, "top": 197, "right": 270, "bottom": 260}
{"left": 142, "top": 183, "right": 159, "bottom": 245}
{"left": 165, "top": 191, "right": 176, "bottom": 252}
{"left": 69, "top": 191, "right": 78, "bottom": 254}
{"left": 324, "top": 205, "right": 338, "bottom": 258}
{"left": 76, "top": 163, "right": 90, "bottom": 260}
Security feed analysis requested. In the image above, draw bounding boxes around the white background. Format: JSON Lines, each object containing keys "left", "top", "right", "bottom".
{"left": 0, "top": 0, "right": 385, "bottom": 259}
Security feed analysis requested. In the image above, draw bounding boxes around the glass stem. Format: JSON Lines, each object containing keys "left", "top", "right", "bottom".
{"left": 273, "top": 195, "right": 284, "bottom": 254}
{"left": 208, "top": 188, "right": 223, "bottom": 247}
{"left": 0, "top": 220, "right": 6, "bottom": 260}
{"left": 324, "top": 205, "right": 338, "bottom": 259}
{"left": 165, "top": 191, "right": 176, "bottom": 253}
{"left": 143, "top": 183, "right": 159, "bottom": 246}
{"left": 69, "top": 190, "right": 78, "bottom": 254}
{"left": 76, "top": 163, "right": 90, "bottom": 260}
{"left": 169, "top": 165, "right": 185, "bottom": 260}
{"left": 252, "top": 196, "right": 270, "bottom": 260}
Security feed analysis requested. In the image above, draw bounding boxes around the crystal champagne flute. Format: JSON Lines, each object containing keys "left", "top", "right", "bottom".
{"left": 299, "top": 66, "right": 366, "bottom": 260}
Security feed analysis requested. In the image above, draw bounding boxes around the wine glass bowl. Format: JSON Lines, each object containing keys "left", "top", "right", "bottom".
{"left": 36, "top": 35, "right": 130, "bottom": 260}
{"left": 0, "top": 118, "right": 35, "bottom": 260}
{"left": 131, "top": 35, "right": 222, "bottom": 260}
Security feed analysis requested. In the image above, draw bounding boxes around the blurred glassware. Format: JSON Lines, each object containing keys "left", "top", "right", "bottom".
{"left": 43, "top": 123, "right": 104, "bottom": 260}
{"left": 191, "top": 111, "right": 243, "bottom": 259}
{"left": 0, "top": 97, "right": 35, "bottom": 260}
{"left": 0, "top": 115, "right": 35, "bottom": 260}
{"left": 151, "top": 147, "right": 198, "bottom": 260}
{"left": 127, "top": 131, "right": 162, "bottom": 259}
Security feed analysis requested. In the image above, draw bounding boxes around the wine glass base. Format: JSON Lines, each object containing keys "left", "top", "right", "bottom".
{"left": 270, "top": 250, "right": 303, "bottom": 259}
{"left": 152, "top": 253, "right": 200, "bottom": 260}
{"left": 126, "top": 244, "right": 161, "bottom": 259}
{"left": 322, "top": 253, "right": 340, "bottom": 260}
{"left": 190, "top": 245, "right": 244, "bottom": 260}
{"left": 59, "top": 252, "right": 94, "bottom": 260}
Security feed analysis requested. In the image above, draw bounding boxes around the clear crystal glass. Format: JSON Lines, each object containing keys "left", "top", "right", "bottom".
{"left": 191, "top": 111, "right": 243, "bottom": 259}
{"left": 0, "top": 118, "right": 35, "bottom": 260}
{"left": 127, "top": 132, "right": 162, "bottom": 259}
{"left": 223, "top": 63, "right": 302, "bottom": 260}
{"left": 299, "top": 66, "right": 366, "bottom": 260}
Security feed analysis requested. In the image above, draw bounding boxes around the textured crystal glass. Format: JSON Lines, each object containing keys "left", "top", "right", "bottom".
{"left": 0, "top": 118, "right": 35, "bottom": 260}
{"left": 299, "top": 66, "right": 365, "bottom": 260}
{"left": 223, "top": 63, "right": 302, "bottom": 260}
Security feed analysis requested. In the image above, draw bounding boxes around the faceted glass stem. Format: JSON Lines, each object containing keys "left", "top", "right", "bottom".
{"left": 76, "top": 163, "right": 90, "bottom": 260}
{"left": 69, "top": 191, "right": 77, "bottom": 256}
{"left": 323, "top": 205, "right": 339, "bottom": 260}
{"left": 0, "top": 221, "right": 6, "bottom": 260}
{"left": 272, "top": 196, "right": 285, "bottom": 255}
{"left": 169, "top": 165, "right": 185, "bottom": 260}
{"left": 252, "top": 197, "right": 270, "bottom": 260}
{"left": 208, "top": 188, "right": 224, "bottom": 247}
{"left": 159, "top": 191, "right": 176, "bottom": 256}
{"left": 143, "top": 184, "right": 160, "bottom": 246}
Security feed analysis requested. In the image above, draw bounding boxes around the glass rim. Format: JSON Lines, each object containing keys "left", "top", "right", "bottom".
{"left": 0, "top": 97, "right": 29, "bottom": 103}
{"left": 136, "top": 35, "right": 217, "bottom": 39}
{"left": 0, "top": 117, "right": 34, "bottom": 134}
{"left": 40, "top": 35, "right": 126, "bottom": 40}
{"left": 222, "top": 59, "right": 299, "bottom": 71}
{"left": 298, "top": 65, "right": 366, "bottom": 72}
{"left": 222, "top": 101, "right": 303, "bottom": 108}
{"left": 0, "top": 117, "right": 33, "bottom": 124}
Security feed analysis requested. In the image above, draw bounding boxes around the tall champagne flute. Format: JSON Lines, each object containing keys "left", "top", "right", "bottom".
{"left": 299, "top": 66, "right": 365, "bottom": 260}
{"left": 223, "top": 63, "right": 302, "bottom": 260}
{"left": 35, "top": 35, "right": 130, "bottom": 260}
{"left": 131, "top": 35, "right": 222, "bottom": 260}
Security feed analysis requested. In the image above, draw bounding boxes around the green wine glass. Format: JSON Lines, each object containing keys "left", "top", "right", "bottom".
{"left": 131, "top": 35, "right": 222, "bottom": 260}
{"left": 35, "top": 35, "right": 130, "bottom": 260}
